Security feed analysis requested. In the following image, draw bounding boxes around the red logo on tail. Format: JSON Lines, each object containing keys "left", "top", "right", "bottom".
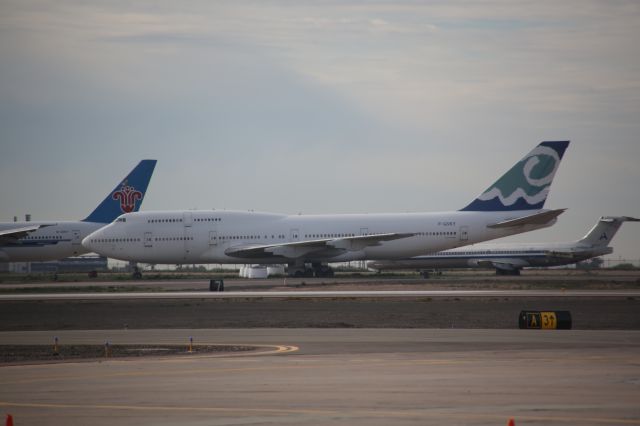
{"left": 112, "top": 181, "right": 143, "bottom": 213}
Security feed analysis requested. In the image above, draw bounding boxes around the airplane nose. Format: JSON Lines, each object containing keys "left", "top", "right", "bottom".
{"left": 82, "top": 231, "right": 100, "bottom": 252}
{"left": 81, "top": 236, "right": 93, "bottom": 251}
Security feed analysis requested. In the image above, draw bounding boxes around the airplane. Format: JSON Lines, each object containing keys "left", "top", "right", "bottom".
{"left": 368, "top": 216, "right": 640, "bottom": 276}
{"left": 82, "top": 141, "right": 569, "bottom": 277}
{"left": 0, "top": 160, "right": 156, "bottom": 262}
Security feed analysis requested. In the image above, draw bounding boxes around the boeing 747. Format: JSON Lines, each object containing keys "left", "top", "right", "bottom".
{"left": 83, "top": 141, "right": 569, "bottom": 277}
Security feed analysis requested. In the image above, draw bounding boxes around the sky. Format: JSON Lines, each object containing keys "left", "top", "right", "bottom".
{"left": 1, "top": 0, "right": 639, "bottom": 263}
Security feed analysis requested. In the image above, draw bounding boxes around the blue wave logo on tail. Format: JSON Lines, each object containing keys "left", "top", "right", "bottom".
{"left": 461, "top": 141, "right": 569, "bottom": 211}
{"left": 83, "top": 159, "right": 157, "bottom": 223}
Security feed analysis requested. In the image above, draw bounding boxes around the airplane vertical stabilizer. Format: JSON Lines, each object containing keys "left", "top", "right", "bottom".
{"left": 83, "top": 159, "right": 157, "bottom": 223}
{"left": 578, "top": 216, "right": 640, "bottom": 247}
{"left": 461, "top": 141, "right": 569, "bottom": 212}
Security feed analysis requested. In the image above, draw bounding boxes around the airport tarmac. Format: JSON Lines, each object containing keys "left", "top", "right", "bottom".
{"left": 1, "top": 329, "right": 639, "bottom": 425}
{"left": 1, "top": 273, "right": 639, "bottom": 424}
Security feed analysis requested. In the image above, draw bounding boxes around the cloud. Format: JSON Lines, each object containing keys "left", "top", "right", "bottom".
{"left": 0, "top": 0, "right": 639, "bottom": 260}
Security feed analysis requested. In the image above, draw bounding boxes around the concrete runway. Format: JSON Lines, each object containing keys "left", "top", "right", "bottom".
{"left": 2, "top": 289, "right": 640, "bottom": 301}
{"left": 1, "top": 329, "right": 639, "bottom": 425}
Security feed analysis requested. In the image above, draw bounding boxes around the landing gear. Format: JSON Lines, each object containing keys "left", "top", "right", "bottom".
{"left": 419, "top": 269, "right": 441, "bottom": 278}
{"left": 496, "top": 268, "right": 521, "bottom": 276}
{"left": 132, "top": 266, "right": 142, "bottom": 279}
{"left": 288, "top": 263, "right": 335, "bottom": 278}
{"left": 292, "top": 268, "right": 314, "bottom": 278}
{"left": 312, "top": 263, "right": 334, "bottom": 278}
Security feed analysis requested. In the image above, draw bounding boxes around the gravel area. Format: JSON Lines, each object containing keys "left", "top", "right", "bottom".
{"left": 0, "top": 344, "right": 256, "bottom": 363}
{"left": 1, "top": 296, "right": 638, "bottom": 330}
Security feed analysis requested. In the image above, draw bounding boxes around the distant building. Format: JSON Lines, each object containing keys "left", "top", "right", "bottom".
{"left": 13, "top": 255, "right": 109, "bottom": 273}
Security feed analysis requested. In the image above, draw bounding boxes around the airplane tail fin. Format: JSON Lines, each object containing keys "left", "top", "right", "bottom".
{"left": 460, "top": 141, "right": 569, "bottom": 211}
{"left": 578, "top": 216, "right": 640, "bottom": 247}
{"left": 83, "top": 159, "right": 157, "bottom": 223}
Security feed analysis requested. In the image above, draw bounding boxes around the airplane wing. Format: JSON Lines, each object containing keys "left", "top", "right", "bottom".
{"left": 544, "top": 250, "right": 578, "bottom": 259}
{"left": 473, "top": 258, "right": 529, "bottom": 271}
{"left": 225, "top": 232, "right": 416, "bottom": 259}
{"left": 487, "top": 208, "right": 566, "bottom": 229}
{"left": 0, "top": 224, "right": 52, "bottom": 243}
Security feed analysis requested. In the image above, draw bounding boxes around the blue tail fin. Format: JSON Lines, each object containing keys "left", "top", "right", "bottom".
{"left": 460, "top": 141, "right": 569, "bottom": 212}
{"left": 83, "top": 159, "right": 157, "bottom": 223}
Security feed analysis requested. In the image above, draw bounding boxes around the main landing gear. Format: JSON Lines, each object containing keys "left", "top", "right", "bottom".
{"left": 496, "top": 268, "right": 521, "bottom": 276}
{"left": 288, "top": 263, "right": 335, "bottom": 278}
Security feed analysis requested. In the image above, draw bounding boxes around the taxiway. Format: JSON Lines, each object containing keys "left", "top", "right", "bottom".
{"left": 1, "top": 329, "right": 639, "bottom": 425}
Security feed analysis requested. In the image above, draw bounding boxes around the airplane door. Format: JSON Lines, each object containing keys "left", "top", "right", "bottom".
{"left": 360, "top": 227, "right": 369, "bottom": 236}
{"left": 71, "top": 230, "right": 81, "bottom": 246}
{"left": 183, "top": 212, "right": 193, "bottom": 260}
{"left": 209, "top": 231, "right": 218, "bottom": 246}
{"left": 144, "top": 232, "right": 153, "bottom": 247}
{"left": 71, "top": 229, "right": 81, "bottom": 255}
{"left": 459, "top": 226, "right": 469, "bottom": 242}
{"left": 183, "top": 228, "right": 192, "bottom": 260}
{"left": 290, "top": 229, "right": 299, "bottom": 241}
{"left": 183, "top": 212, "right": 193, "bottom": 227}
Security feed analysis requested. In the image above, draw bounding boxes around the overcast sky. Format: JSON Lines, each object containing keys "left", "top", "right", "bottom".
{"left": 1, "top": 0, "right": 639, "bottom": 262}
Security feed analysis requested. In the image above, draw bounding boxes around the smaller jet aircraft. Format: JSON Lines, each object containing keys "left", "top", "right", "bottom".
{"left": 368, "top": 216, "right": 639, "bottom": 275}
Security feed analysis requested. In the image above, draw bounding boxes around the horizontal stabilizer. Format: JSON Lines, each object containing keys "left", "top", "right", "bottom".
{"left": 487, "top": 208, "right": 566, "bottom": 229}
{"left": 0, "top": 224, "right": 52, "bottom": 243}
{"left": 618, "top": 216, "right": 640, "bottom": 222}
{"left": 225, "top": 232, "right": 416, "bottom": 260}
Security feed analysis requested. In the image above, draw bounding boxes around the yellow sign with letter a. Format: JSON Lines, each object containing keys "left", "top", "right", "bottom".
{"left": 519, "top": 310, "right": 571, "bottom": 330}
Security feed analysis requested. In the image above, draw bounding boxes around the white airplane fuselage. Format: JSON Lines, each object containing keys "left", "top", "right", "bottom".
{"left": 368, "top": 215, "right": 637, "bottom": 272}
{"left": 368, "top": 242, "right": 613, "bottom": 271}
{"left": 0, "top": 159, "right": 156, "bottom": 263}
{"left": 83, "top": 209, "right": 557, "bottom": 264}
{"left": 0, "top": 221, "right": 103, "bottom": 262}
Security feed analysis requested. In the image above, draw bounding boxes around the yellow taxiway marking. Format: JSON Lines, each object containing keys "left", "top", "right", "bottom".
{"left": 3, "top": 352, "right": 607, "bottom": 388}
{"left": 1, "top": 401, "right": 639, "bottom": 424}
{"left": 0, "top": 344, "right": 299, "bottom": 385}
{"left": 0, "top": 363, "right": 311, "bottom": 386}
{"left": 0, "top": 356, "right": 465, "bottom": 387}
{"left": 156, "top": 343, "right": 299, "bottom": 361}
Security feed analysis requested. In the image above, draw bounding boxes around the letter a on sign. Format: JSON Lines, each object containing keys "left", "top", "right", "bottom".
{"left": 527, "top": 312, "right": 541, "bottom": 328}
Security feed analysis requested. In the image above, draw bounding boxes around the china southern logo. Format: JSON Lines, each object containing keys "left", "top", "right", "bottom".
{"left": 112, "top": 180, "right": 143, "bottom": 213}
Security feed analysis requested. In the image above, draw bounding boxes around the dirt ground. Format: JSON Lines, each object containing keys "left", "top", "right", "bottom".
{"left": 0, "top": 344, "right": 256, "bottom": 363}
{"left": 2, "top": 271, "right": 638, "bottom": 331}
{"left": 1, "top": 296, "right": 638, "bottom": 331}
